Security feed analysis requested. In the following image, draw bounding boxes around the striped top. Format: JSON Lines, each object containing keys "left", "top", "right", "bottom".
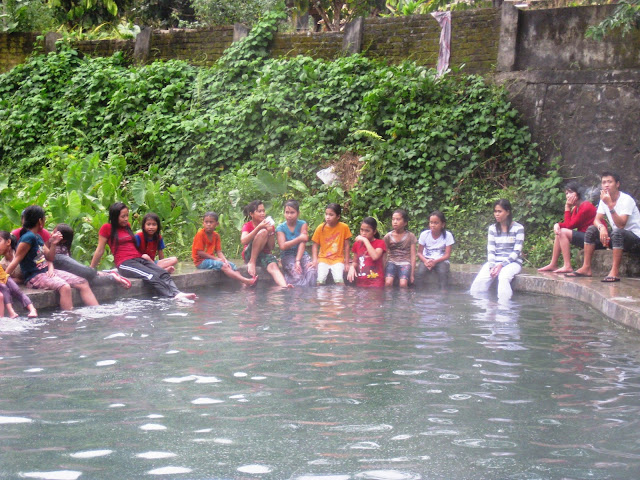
{"left": 487, "top": 221, "right": 525, "bottom": 267}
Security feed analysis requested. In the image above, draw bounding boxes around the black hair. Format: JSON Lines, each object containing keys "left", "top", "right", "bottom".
{"left": 601, "top": 171, "right": 621, "bottom": 183}
{"left": 564, "top": 181, "right": 584, "bottom": 199}
{"left": 493, "top": 199, "right": 513, "bottom": 233}
{"left": 429, "top": 210, "right": 447, "bottom": 236}
{"left": 393, "top": 209, "right": 409, "bottom": 224}
{"left": 0, "top": 230, "right": 17, "bottom": 251}
{"left": 108, "top": 202, "right": 134, "bottom": 248}
{"left": 204, "top": 211, "right": 219, "bottom": 221}
{"left": 361, "top": 216, "right": 381, "bottom": 239}
{"left": 54, "top": 223, "right": 74, "bottom": 250}
{"left": 243, "top": 200, "right": 263, "bottom": 219}
{"left": 20, "top": 205, "right": 46, "bottom": 237}
{"left": 322, "top": 203, "right": 342, "bottom": 232}
{"left": 142, "top": 212, "right": 161, "bottom": 243}
{"left": 284, "top": 199, "right": 300, "bottom": 212}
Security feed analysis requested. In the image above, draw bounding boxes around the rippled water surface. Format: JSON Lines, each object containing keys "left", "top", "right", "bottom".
{"left": 2, "top": 286, "right": 640, "bottom": 479}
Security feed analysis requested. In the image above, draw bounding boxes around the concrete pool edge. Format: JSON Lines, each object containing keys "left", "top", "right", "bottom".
{"left": 16, "top": 263, "right": 640, "bottom": 331}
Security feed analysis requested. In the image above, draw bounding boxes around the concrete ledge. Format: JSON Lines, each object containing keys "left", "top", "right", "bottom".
{"left": 12, "top": 263, "right": 640, "bottom": 333}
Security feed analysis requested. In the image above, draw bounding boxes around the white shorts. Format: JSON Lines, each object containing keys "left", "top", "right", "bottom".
{"left": 317, "top": 262, "right": 345, "bottom": 284}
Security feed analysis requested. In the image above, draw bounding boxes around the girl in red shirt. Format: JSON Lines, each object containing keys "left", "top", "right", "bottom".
{"left": 347, "top": 217, "right": 387, "bottom": 288}
{"left": 90, "top": 202, "right": 196, "bottom": 301}
{"left": 538, "top": 182, "right": 597, "bottom": 274}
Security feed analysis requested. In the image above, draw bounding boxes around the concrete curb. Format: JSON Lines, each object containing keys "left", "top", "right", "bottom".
{"left": 12, "top": 263, "right": 640, "bottom": 332}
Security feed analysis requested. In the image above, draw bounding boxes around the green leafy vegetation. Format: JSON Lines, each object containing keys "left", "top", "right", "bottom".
{"left": 586, "top": 0, "right": 640, "bottom": 41}
{"left": 0, "top": 10, "right": 564, "bottom": 268}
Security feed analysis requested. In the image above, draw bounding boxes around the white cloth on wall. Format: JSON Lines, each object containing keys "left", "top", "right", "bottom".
{"left": 431, "top": 11, "right": 451, "bottom": 76}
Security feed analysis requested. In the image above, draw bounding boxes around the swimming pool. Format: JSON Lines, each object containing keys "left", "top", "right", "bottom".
{"left": 1, "top": 286, "right": 639, "bottom": 479}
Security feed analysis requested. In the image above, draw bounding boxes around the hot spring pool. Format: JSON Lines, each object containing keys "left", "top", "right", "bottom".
{"left": 1, "top": 285, "right": 640, "bottom": 479}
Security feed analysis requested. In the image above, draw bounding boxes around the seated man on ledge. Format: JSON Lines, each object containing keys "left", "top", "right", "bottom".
{"left": 568, "top": 171, "right": 640, "bottom": 282}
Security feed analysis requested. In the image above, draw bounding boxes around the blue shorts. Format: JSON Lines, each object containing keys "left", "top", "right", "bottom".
{"left": 385, "top": 262, "right": 411, "bottom": 280}
{"left": 197, "top": 259, "right": 237, "bottom": 271}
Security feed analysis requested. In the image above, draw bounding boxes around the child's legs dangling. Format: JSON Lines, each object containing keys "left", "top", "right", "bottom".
{"left": 329, "top": 263, "right": 345, "bottom": 284}
{"left": 469, "top": 263, "right": 495, "bottom": 296}
{"left": 317, "top": 262, "right": 330, "bottom": 285}
{"left": 497, "top": 263, "right": 522, "bottom": 302}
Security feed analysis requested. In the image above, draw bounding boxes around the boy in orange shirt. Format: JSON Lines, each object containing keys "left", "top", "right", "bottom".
{"left": 192, "top": 212, "right": 257, "bottom": 286}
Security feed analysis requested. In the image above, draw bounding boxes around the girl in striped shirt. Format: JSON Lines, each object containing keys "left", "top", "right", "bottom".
{"left": 470, "top": 199, "right": 525, "bottom": 302}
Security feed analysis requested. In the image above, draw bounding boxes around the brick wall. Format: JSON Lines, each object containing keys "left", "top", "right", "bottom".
{"left": 363, "top": 10, "right": 500, "bottom": 73}
{"left": 0, "top": 10, "right": 500, "bottom": 74}
{"left": 0, "top": 32, "right": 39, "bottom": 73}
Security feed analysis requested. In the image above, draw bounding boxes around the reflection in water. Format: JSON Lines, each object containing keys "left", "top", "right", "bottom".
{"left": 0, "top": 286, "right": 640, "bottom": 478}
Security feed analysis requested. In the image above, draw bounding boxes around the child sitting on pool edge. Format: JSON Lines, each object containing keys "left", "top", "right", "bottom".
{"left": 192, "top": 212, "right": 258, "bottom": 287}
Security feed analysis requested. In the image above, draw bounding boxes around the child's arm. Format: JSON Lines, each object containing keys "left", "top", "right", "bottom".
{"left": 343, "top": 239, "right": 350, "bottom": 265}
{"left": 410, "top": 242, "right": 416, "bottom": 284}
{"left": 310, "top": 242, "right": 318, "bottom": 268}
{"left": 216, "top": 249, "right": 229, "bottom": 264}
{"left": 240, "top": 220, "right": 270, "bottom": 245}
{"left": 90, "top": 235, "right": 108, "bottom": 269}
{"left": 158, "top": 249, "right": 165, "bottom": 260}
{"left": 354, "top": 237, "right": 384, "bottom": 261}
{"left": 276, "top": 226, "right": 308, "bottom": 251}
{"left": 4, "top": 242, "right": 30, "bottom": 276}
{"left": 432, "top": 245, "right": 452, "bottom": 265}
{"left": 347, "top": 246, "right": 356, "bottom": 282}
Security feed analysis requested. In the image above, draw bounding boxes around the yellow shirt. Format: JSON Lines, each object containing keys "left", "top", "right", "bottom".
{"left": 311, "top": 222, "right": 352, "bottom": 265}
{"left": 0, "top": 265, "right": 9, "bottom": 284}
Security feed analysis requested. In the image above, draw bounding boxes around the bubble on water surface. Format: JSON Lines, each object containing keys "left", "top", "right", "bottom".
{"left": 392, "top": 370, "right": 426, "bottom": 376}
{"left": 147, "top": 466, "right": 193, "bottom": 475}
{"left": 103, "top": 333, "right": 126, "bottom": 339}
{"left": 108, "top": 403, "right": 125, "bottom": 408}
{"left": 426, "top": 389, "right": 442, "bottom": 394}
{"left": 192, "top": 336, "right": 203, "bottom": 340}
{"left": 234, "top": 372, "right": 248, "bottom": 377}
{"left": 449, "top": 394, "right": 471, "bottom": 400}
{"left": 229, "top": 394, "right": 245, "bottom": 399}
{"left": 96, "top": 360, "right": 116, "bottom": 367}
{"left": 24, "top": 368, "right": 43, "bottom": 373}
{"left": 147, "top": 414, "right": 164, "bottom": 419}
{"left": 191, "top": 397, "right": 224, "bottom": 405}
{"left": 330, "top": 424, "right": 393, "bottom": 433}
{"left": 237, "top": 464, "right": 272, "bottom": 473}
{"left": 165, "top": 350, "right": 179, "bottom": 355}
{"left": 391, "top": 435, "right": 412, "bottom": 440}
{"left": 0, "top": 416, "right": 32, "bottom": 424}
{"left": 204, "top": 321, "right": 221, "bottom": 325}
{"left": 354, "top": 470, "right": 421, "bottom": 479}
{"left": 166, "top": 313, "right": 188, "bottom": 317}
{"left": 443, "top": 409, "right": 458, "bottom": 413}
{"left": 136, "top": 452, "right": 176, "bottom": 459}
{"left": 251, "top": 376, "right": 267, "bottom": 380}
{"left": 538, "top": 419, "right": 561, "bottom": 425}
{"left": 439, "top": 374, "right": 460, "bottom": 379}
{"left": 194, "top": 428, "right": 212, "bottom": 433}
{"left": 139, "top": 423, "right": 167, "bottom": 431}
{"left": 21, "top": 471, "right": 82, "bottom": 480}
{"left": 70, "top": 449, "right": 113, "bottom": 458}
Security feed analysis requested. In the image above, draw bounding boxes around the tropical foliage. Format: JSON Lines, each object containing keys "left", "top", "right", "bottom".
{"left": 0, "top": 10, "right": 564, "bottom": 268}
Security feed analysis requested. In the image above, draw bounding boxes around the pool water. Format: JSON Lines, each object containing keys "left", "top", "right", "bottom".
{"left": 1, "top": 285, "right": 640, "bottom": 479}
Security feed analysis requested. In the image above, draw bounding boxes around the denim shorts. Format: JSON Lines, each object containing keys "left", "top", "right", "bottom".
{"left": 197, "top": 259, "right": 237, "bottom": 271}
{"left": 385, "top": 262, "right": 411, "bottom": 280}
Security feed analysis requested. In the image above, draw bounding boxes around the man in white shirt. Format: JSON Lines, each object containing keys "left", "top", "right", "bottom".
{"left": 569, "top": 171, "right": 640, "bottom": 282}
